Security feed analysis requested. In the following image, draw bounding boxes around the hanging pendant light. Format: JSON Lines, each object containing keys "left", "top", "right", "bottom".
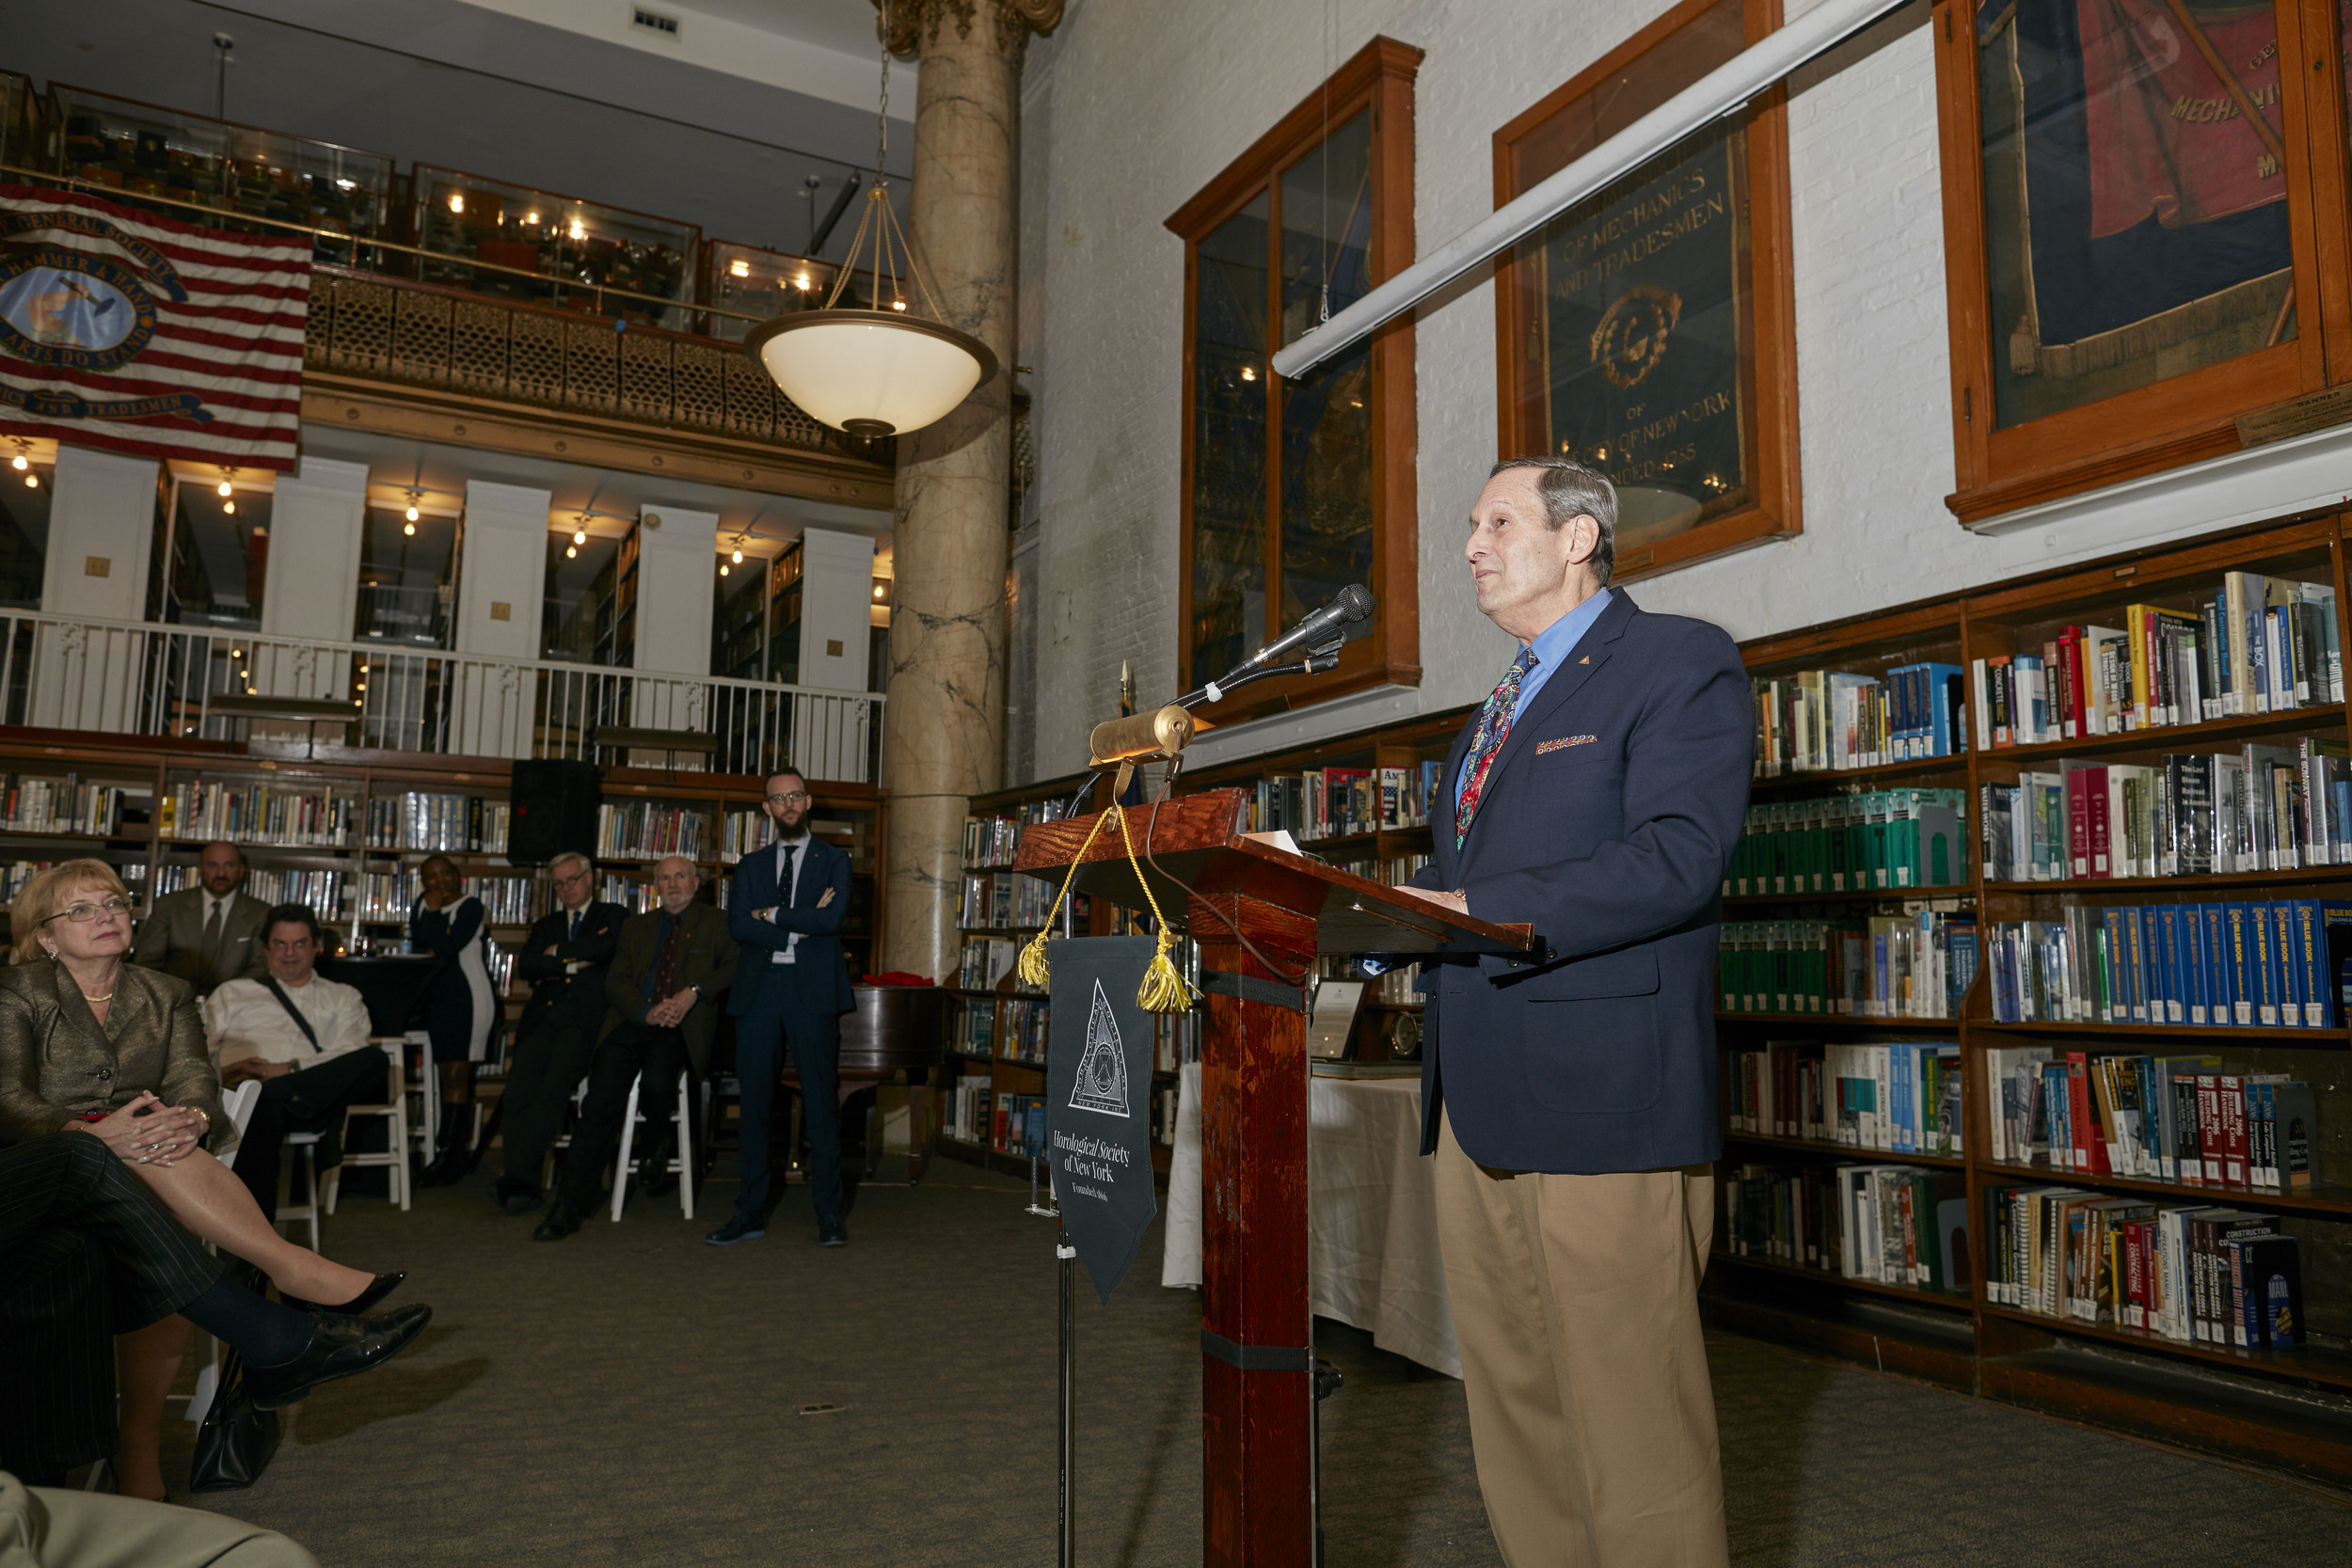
{"left": 744, "top": 0, "right": 995, "bottom": 439}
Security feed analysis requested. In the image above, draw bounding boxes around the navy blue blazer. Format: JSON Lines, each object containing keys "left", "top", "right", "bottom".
{"left": 1409, "top": 591, "right": 1752, "bottom": 1174}
{"left": 727, "top": 835, "right": 855, "bottom": 1016}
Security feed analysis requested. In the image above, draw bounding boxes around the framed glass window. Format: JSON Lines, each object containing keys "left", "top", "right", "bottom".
{"left": 355, "top": 506, "right": 458, "bottom": 647}
{"left": 542, "top": 526, "right": 637, "bottom": 666}
{"left": 1168, "top": 39, "right": 1422, "bottom": 718}
{"left": 1495, "top": 0, "right": 1799, "bottom": 581}
{"left": 1934, "top": 0, "right": 2349, "bottom": 520}
{"left": 156, "top": 477, "right": 272, "bottom": 631}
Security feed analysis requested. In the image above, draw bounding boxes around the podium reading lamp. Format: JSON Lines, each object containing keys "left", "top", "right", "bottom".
{"left": 1016, "top": 589, "right": 1537, "bottom": 1568}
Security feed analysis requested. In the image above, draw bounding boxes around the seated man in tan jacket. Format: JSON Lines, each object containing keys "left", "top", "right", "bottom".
{"left": 131, "top": 842, "right": 268, "bottom": 996}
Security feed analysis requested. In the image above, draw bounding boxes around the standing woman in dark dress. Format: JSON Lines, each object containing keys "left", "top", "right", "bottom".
{"left": 412, "top": 855, "right": 494, "bottom": 1187}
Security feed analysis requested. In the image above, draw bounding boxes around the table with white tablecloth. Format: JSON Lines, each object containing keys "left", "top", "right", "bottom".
{"left": 1160, "top": 1063, "right": 1460, "bottom": 1378}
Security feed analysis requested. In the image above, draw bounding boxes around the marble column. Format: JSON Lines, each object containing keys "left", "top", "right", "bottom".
{"left": 876, "top": 0, "right": 1060, "bottom": 980}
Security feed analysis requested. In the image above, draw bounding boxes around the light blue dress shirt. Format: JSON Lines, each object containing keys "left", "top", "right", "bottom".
{"left": 1455, "top": 588, "right": 1613, "bottom": 809}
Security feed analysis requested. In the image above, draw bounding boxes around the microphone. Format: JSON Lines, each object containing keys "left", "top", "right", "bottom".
{"left": 1243, "top": 585, "right": 1374, "bottom": 673}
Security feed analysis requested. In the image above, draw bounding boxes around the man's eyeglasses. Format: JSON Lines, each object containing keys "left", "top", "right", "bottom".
{"left": 551, "top": 870, "right": 592, "bottom": 887}
{"left": 766, "top": 791, "right": 811, "bottom": 806}
{"left": 47, "top": 896, "right": 130, "bottom": 926}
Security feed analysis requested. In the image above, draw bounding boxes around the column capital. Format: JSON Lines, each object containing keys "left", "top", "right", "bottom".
{"left": 876, "top": 0, "right": 1062, "bottom": 59}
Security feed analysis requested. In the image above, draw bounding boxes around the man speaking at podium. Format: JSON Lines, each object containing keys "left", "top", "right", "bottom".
{"left": 1395, "top": 457, "right": 1750, "bottom": 1568}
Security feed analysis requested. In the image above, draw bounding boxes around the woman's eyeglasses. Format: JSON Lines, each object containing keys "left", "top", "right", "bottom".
{"left": 46, "top": 896, "right": 130, "bottom": 926}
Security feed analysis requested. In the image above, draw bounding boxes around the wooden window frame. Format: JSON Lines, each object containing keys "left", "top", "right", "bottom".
{"left": 1492, "top": 0, "right": 1802, "bottom": 583}
{"left": 1165, "top": 37, "right": 1422, "bottom": 723}
{"left": 1932, "top": 0, "right": 2352, "bottom": 525}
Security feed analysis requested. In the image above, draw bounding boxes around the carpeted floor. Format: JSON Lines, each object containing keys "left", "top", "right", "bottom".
{"left": 148, "top": 1163, "right": 2351, "bottom": 1567}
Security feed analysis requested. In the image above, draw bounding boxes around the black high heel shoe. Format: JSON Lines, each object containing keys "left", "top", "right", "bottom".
{"left": 281, "top": 1271, "right": 406, "bottom": 1316}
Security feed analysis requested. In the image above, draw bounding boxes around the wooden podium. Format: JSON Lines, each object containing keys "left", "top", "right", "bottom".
{"left": 1017, "top": 788, "right": 1534, "bottom": 1567}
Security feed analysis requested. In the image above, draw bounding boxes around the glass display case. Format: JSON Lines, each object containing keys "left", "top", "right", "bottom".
{"left": 411, "top": 166, "right": 699, "bottom": 328}
{"left": 701, "top": 241, "right": 874, "bottom": 342}
{"left": 46, "top": 85, "right": 393, "bottom": 264}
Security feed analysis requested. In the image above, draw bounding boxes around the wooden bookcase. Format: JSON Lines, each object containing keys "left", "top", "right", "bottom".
{"left": 949, "top": 771, "right": 1195, "bottom": 1183}
{"left": 1717, "top": 511, "right": 2352, "bottom": 1484}
{"left": 0, "top": 729, "right": 885, "bottom": 1042}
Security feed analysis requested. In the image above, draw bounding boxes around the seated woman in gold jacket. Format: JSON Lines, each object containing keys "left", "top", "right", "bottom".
{"left": 0, "top": 860, "right": 392, "bottom": 1499}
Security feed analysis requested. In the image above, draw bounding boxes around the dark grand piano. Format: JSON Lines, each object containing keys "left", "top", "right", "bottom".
{"left": 780, "top": 983, "right": 950, "bottom": 1180}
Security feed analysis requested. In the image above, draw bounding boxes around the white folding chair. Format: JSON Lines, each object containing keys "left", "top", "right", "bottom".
{"left": 609, "top": 1069, "right": 694, "bottom": 1222}
{"left": 401, "top": 1029, "right": 435, "bottom": 1160}
{"left": 277, "top": 1133, "right": 325, "bottom": 1253}
{"left": 325, "top": 1039, "right": 411, "bottom": 1214}
{"left": 210, "top": 1079, "right": 263, "bottom": 1169}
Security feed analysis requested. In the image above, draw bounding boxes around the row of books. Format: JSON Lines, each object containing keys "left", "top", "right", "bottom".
{"left": 1983, "top": 1048, "right": 2318, "bottom": 1189}
{"left": 0, "top": 774, "right": 143, "bottom": 837}
{"left": 1982, "top": 900, "right": 2346, "bottom": 1027}
{"left": 158, "top": 783, "right": 355, "bottom": 847}
{"left": 1718, "top": 908, "right": 1979, "bottom": 1018}
{"left": 957, "top": 937, "right": 1024, "bottom": 991}
{"left": 353, "top": 873, "right": 541, "bottom": 926}
{"left": 596, "top": 802, "right": 709, "bottom": 862}
{"left": 1727, "top": 790, "right": 1967, "bottom": 895}
{"left": 1973, "top": 575, "right": 2340, "bottom": 751}
{"left": 1751, "top": 663, "right": 1966, "bottom": 778}
{"left": 1241, "top": 764, "right": 1443, "bottom": 842}
{"left": 959, "top": 872, "right": 1051, "bottom": 932}
{"left": 1979, "top": 740, "right": 2350, "bottom": 883}
{"left": 363, "top": 793, "right": 508, "bottom": 853}
{"left": 1983, "top": 1187, "right": 2304, "bottom": 1348}
{"left": 1725, "top": 1039, "right": 1964, "bottom": 1154}
{"left": 954, "top": 997, "right": 993, "bottom": 1056}
{"left": 719, "top": 809, "right": 771, "bottom": 863}
{"left": 962, "top": 797, "right": 1078, "bottom": 869}
{"left": 595, "top": 876, "right": 663, "bottom": 914}
{"left": 1001, "top": 998, "right": 1048, "bottom": 1065}
{"left": 1722, "top": 1163, "right": 1968, "bottom": 1293}
{"left": 1330, "top": 852, "right": 1435, "bottom": 887}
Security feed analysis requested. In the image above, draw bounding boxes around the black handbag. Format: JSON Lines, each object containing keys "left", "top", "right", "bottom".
{"left": 187, "top": 1348, "right": 281, "bottom": 1492}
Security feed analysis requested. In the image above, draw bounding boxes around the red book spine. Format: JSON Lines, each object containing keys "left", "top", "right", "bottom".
{"left": 2085, "top": 779, "right": 2112, "bottom": 879}
{"left": 2067, "top": 771, "right": 2091, "bottom": 879}
{"left": 2220, "top": 1075, "right": 2249, "bottom": 1186}
{"left": 2065, "top": 1053, "right": 2106, "bottom": 1173}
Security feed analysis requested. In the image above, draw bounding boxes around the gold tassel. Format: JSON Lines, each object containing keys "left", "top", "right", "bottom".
{"left": 1113, "top": 799, "right": 1198, "bottom": 1016}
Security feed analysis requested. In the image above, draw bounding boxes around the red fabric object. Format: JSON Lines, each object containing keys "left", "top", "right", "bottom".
{"left": 2080, "top": 0, "right": 2287, "bottom": 239}
{"left": 858, "top": 971, "right": 935, "bottom": 987}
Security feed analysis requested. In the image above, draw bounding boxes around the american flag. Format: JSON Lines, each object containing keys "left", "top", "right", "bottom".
{"left": 0, "top": 183, "right": 310, "bottom": 470}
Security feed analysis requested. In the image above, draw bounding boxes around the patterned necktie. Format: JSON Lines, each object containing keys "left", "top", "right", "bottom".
{"left": 654, "top": 912, "right": 683, "bottom": 1002}
{"left": 1455, "top": 647, "right": 1539, "bottom": 850}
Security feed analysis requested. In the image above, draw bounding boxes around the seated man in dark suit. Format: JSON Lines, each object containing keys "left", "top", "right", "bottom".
{"left": 0, "top": 1132, "right": 429, "bottom": 1485}
{"left": 491, "top": 852, "right": 628, "bottom": 1215}
{"left": 130, "top": 841, "right": 269, "bottom": 995}
{"left": 532, "top": 856, "right": 738, "bottom": 1241}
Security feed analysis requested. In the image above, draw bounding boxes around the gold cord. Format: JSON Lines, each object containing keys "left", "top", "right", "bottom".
{"left": 1016, "top": 800, "right": 1200, "bottom": 1015}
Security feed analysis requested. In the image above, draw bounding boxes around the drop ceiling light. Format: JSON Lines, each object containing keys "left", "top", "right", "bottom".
{"left": 744, "top": 2, "right": 993, "bottom": 439}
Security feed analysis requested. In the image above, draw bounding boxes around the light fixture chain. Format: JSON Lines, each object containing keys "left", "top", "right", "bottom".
{"left": 877, "top": 0, "right": 891, "bottom": 178}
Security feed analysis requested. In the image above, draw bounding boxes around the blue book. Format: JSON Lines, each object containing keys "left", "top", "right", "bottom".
{"left": 2224, "top": 903, "right": 2257, "bottom": 1024}
{"left": 2183, "top": 904, "right": 2211, "bottom": 1025}
{"left": 2133, "top": 907, "right": 2161, "bottom": 1024}
{"left": 2101, "top": 908, "right": 2130, "bottom": 1022}
{"left": 1893, "top": 1044, "right": 1913, "bottom": 1152}
{"left": 2251, "top": 904, "right": 2280, "bottom": 1025}
{"left": 2293, "top": 901, "right": 2326, "bottom": 1028}
{"left": 1918, "top": 664, "right": 1964, "bottom": 757}
{"left": 2154, "top": 906, "right": 2184, "bottom": 1024}
{"left": 2271, "top": 902, "right": 2305, "bottom": 1028}
{"left": 2201, "top": 903, "right": 2233, "bottom": 1026}
{"left": 2320, "top": 900, "right": 2352, "bottom": 1028}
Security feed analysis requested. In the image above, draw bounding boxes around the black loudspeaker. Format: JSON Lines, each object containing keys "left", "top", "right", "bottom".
{"left": 507, "top": 760, "right": 602, "bottom": 866}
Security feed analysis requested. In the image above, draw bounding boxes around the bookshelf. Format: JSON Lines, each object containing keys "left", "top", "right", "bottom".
{"left": 1716, "top": 511, "right": 2352, "bottom": 1484}
{"left": 0, "top": 732, "right": 886, "bottom": 1046}
{"left": 948, "top": 771, "right": 1195, "bottom": 1180}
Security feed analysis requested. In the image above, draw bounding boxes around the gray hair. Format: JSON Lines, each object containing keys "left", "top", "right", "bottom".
{"left": 1488, "top": 456, "right": 1617, "bottom": 587}
{"left": 548, "top": 850, "right": 593, "bottom": 879}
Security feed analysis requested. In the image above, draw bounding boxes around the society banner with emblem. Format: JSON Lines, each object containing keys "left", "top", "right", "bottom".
{"left": 1046, "top": 936, "right": 1161, "bottom": 1304}
{"left": 0, "top": 184, "right": 310, "bottom": 469}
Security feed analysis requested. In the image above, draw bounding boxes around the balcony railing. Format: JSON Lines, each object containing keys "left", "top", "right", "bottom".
{"left": 2, "top": 612, "right": 882, "bottom": 784}
{"left": 306, "top": 268, "right": 886, "bottom": 462}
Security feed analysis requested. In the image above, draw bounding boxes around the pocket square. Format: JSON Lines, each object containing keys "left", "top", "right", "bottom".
{"left": 1534, "top": 735, "right": 1599, "bottom": 755}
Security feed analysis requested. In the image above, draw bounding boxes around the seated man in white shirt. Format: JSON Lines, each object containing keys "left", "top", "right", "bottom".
{"left": 205, "top": 904, "right": 383, "bottom": 1223}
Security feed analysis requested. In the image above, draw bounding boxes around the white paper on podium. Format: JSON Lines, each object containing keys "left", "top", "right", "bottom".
{"left": 1160, "top": 1062, "right": 1461, "bottom": 1378}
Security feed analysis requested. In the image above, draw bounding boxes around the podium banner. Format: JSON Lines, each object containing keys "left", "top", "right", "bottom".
{"left": 1047, "top": 935, "right": 1160, "bottom": 1302}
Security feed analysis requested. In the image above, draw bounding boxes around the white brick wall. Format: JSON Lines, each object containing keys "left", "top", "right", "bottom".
{"left": 1012, "top": 0, "right": 2300, "bottom": 780}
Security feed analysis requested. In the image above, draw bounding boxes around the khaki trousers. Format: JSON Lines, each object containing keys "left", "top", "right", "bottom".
{"left": 1434, "top": 1113, "right": 1728, "bottom": 1568}
{"left": 2, "top": 1475, "right": 318, "bottom": 1568}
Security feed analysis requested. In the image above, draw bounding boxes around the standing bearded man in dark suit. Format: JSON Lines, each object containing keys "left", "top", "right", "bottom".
{"left": 707, "top": 768, "right": 854, "bottom": 1249}
{"left": 131, "top": 841, "right": 269, "bottom": 994}
{"left": 492, "top": 851, "right": 628, "bottom": 1215}
{"left": 1393, "top": 457, "right": 1752, "bottom": 1568}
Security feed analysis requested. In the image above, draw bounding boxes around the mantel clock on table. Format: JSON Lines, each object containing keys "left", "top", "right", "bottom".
{"left": 1014, "top": 784, "right": 1534, "bottom": 1567}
